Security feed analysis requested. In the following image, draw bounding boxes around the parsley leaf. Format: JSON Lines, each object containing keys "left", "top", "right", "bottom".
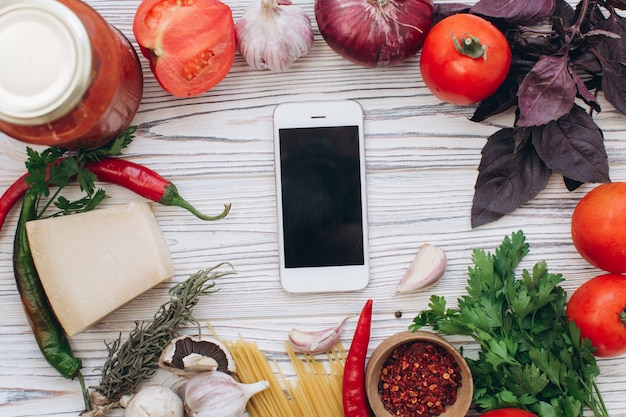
{"left": 52, "top": 189, "right": 107, "bottom": 217}
{"left": 411, "top": 230, "right": 608, "bottom": 417}
{"left": 23, "top": 127, "right": 135, "bottom": 219}
{"left": 77, "top": 126, "right": 136, "bottom": 163}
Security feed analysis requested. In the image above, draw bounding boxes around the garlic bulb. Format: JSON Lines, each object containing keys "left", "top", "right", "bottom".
{"left": 235, "top": 0, "right": 314, "bottom": 71}
{"left": 182, "top": 370, "right": 269, "bottom": 417}
{"left": 121, "top": 385, "right": 183, "bottom": 417}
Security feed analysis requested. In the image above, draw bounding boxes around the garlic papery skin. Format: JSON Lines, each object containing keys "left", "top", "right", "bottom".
{"left": 121, "top": 385, "right": 183, "bottom": 417}
{"left": 288, "top": 315, "right": 354, "bottom": 354}
{"left": 395, "top": 243, "right": 447, "bottom": 294}
{"left": 235, "top": 0, "right": 314, "bottom": 71}
{"left": 182, "top": 371, "right": 269, "bottom": 417}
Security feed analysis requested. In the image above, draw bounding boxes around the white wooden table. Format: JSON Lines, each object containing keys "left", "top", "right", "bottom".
{"left": 1, "top": 1, "right": 625, "bottom": 416}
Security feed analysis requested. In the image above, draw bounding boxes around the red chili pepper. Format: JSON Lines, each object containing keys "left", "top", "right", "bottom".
{"left": 343, "top": 298, "right": 373, "bottom": 417}
{"left": 84, "top": 159, "right": 230, "bottom": 220}
{"left": 0, "top": 172, "right": 30, "bottom": 233}
{"left": 0, "top": 158, "right": 230, "bottom": 233}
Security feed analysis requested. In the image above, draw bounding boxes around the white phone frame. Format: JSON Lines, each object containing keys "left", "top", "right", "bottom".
{"left": 273, "top": 100, "right": 370, "bottom": 293}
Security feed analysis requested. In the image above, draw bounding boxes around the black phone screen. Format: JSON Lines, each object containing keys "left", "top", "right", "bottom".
{"left": 279, "top": 126, "right": 364, "bottom": 269}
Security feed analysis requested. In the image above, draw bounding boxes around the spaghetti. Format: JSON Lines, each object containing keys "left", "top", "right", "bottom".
{"left": 224, "top": 336, "right": 345, "bottom": 417}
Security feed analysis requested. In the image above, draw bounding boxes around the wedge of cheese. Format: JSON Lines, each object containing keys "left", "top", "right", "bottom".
{"left": 26, "top": 202, "right": 175, "bottom": 336}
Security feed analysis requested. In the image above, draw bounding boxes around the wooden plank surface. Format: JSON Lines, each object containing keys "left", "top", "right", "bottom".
{"left": 1, "top": 0, "right": 625, "bottom": 416}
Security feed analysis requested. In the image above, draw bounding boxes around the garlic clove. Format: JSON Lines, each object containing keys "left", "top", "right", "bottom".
{"left": 182, "top": 353, "right": 219, "bottom": 373}
{"left": 396, "top": 243, "right": 447, "bottom": 294}
{"left": 288, "top": 315, "right": 354, "bottom": 354}
{"left": 121, "top": 385, "right": 184, "bottom": 417}
{"left": 235, "top": 0, "right": 314, "bottom": 71}
{"left": 182, "top": 371, "right": 269, "bottom": 417}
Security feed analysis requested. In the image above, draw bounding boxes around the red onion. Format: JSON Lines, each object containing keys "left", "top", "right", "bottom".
{"left": 314, "top": 0, "right": 434, "bottom": 67}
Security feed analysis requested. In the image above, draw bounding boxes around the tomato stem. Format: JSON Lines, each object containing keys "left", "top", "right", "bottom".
{"left": 450, "top": 31, "right": 487, "bottom": 60}
{"left": 620, "top": 308, "right": 626, "bottom": 326}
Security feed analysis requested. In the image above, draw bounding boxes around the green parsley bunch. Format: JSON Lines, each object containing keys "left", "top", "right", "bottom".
{"left": 411, "top": 231, "right": 607, "bottom": 417}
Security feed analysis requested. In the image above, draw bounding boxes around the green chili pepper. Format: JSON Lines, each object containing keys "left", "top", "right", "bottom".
{"left": 13, "top": 189, "right": 82, "bottom": 379}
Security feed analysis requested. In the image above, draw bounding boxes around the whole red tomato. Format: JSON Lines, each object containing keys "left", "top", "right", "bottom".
{"left": 566, "top": 274, "right": 626, "bottom": 357}
{"left": 419, "top": 14, "right": 511, "bottom": 105}
{"left": 133, "top": 0, "right": 236, "bottom": 97}
{"left": 571, "top": 182, "right": 626, "bottom": 273}
{"left": 480, "top": 408, "right": 538, "bottom": 417}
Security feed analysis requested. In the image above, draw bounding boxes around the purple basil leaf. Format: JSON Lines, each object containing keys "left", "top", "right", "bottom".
{"left": 601, "top": 63, "right": 626, "bottom": 115}
{"left": 607, "top": 0, "right": 626, "bottom": 10}
{"left": 571, "top": 50, "right": 602, "bottom": 75}
{"left": 554, "top": 0, "right": 575, "bottom": 25}
{"left": 476, "top": 128, "right": 515, "bottom": 179}
{"left": 509, "top": 31, "right": 562, "bottom": 59}
{"left": 595, "top": 10, "right": 626, "bottom": 55}
{"left": 564, "top": 177, "right": 583, "bottom": 191}
{"left": 593, "top": 12, "right": 626, "bottom": 115}
{"left": 576, "top": 1, "right": 606, "bottom": 31}
{"left": 533, "top": 104, "right": 610, "bottom": 184}
{"left": 586, "top": 29, "right": 622, "bottom": 39}
{"left": 513, "top": 125, "right": 535, "bottom": 152}
{"left": 470, "top": 0, "right": 556, "bottom": 25}
{"left": 433, "top": 3, "right": 471, "bottom": 24}
{"left": 517, "top": 55, "right": 576, "bottom": 127}
{"left": 471, "top": 71, "right": 520, "bottom": 122}
{"left": 570, "top": 70, "right": 601, "bottom": 112}
{"left": 472, "top": 128, "right": 552, "bottom": 228}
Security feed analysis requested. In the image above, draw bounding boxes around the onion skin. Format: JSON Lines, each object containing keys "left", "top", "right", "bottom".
{"left": 314, "top": 0, "right": 434, "bottom": 67}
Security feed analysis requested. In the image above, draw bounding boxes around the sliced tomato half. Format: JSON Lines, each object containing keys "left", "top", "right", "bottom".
{"left": 133, "top": 0, "right": 236, "bottom": 97}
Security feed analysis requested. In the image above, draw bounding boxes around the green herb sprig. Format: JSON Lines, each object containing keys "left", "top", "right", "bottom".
{"left": 85, "top": 263, "right": 235, "bottom": 415}
{"left": 24, "top": 126, "right": 135, "bottom": 219}
{"left": 410, "top": 231, "right": 608, "bottom": 417}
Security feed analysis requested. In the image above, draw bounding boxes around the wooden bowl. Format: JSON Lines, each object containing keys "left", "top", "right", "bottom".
{"left": 365, "top": 331, "right": 473, "bottom": 417}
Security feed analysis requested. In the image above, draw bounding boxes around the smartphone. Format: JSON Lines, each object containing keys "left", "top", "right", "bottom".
{"left": 273, "top": 100, "right": 370, "bottom": 293}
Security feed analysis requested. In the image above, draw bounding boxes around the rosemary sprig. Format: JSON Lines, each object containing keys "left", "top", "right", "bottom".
{"left": 87, "top": 263, "right": 235, "bottom": 409}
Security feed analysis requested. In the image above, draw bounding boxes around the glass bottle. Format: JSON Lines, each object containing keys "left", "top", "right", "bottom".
{"left": 0, "top": 0, "right": 143, "bottom": 149}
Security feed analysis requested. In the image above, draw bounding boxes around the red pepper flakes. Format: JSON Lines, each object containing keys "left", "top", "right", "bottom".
{"left": 378, "top": 341, "right": 462, "bottom": 417}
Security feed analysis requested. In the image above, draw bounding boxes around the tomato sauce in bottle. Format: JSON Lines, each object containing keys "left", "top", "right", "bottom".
{"left": 0, "top": 0, "right": 143, "bottom": 149}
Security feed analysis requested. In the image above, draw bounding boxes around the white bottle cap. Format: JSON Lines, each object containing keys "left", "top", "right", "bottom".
{"left": 0, "top": 0, "right": 92, "bottom": 125}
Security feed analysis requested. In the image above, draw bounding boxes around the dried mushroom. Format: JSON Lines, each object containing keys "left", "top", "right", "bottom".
{"left": 159, "top": 335, "right": 235, "bottom": 377}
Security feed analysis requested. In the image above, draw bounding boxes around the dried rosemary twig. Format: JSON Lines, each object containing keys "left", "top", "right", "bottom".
{"left": 83, "top": 263, "right": 235, "bottom": 415}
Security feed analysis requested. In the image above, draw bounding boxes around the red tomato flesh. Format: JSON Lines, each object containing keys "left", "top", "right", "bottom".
{"left": 571, "top": 182, "right": 626, "bottom": 273}
{"left": 133, "top": 0, "right": 236, "bottom": 97}
{"left": 566, "top": 274, "right": 626, "bottom": 357}
{"left": 420, "top": 14, "right": 511, "bottom": 105}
